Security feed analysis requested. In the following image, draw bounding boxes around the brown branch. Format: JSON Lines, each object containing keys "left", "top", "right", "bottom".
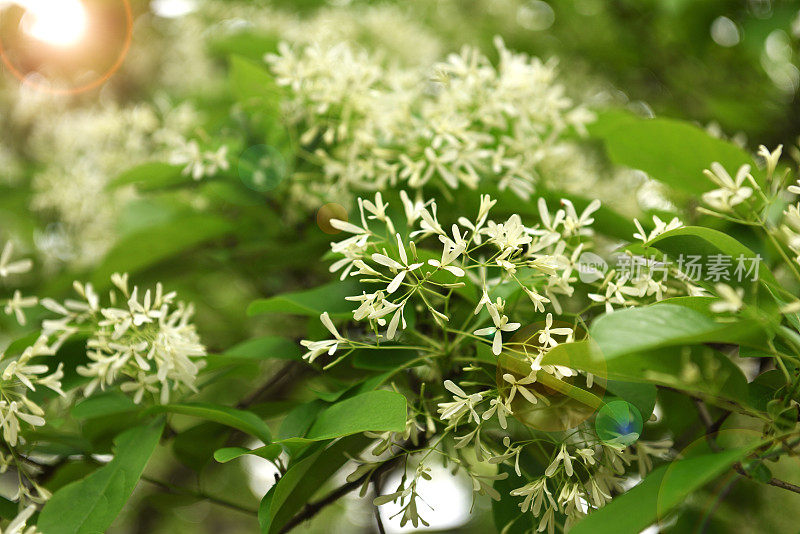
{"left": 236, "top": 362, "right": 308, "bottom": 409}
{"left": 693, "top": 399, "right": 800, "bottom": 495}
{"left": 765, "top": 476, "right": 800, "bottom": 494}
{"left": 279, "top": 457, "right": 401, "bottom": 534}
{"left": 373, "top": 481, "right": 386, "bottom": 534}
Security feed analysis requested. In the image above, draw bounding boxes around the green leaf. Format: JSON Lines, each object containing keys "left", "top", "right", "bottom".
{"left": 278, "top": 400, "right": 326, "bottom": 441}
{"left": 38, "top": 419, "right": 164, "bottom": 534}
{"left": 71, "top": 392, "right": 138, "bottom": 420}
{"left": 91, "top": 214, "right": 231, "bottom": 286}
{"left": 543, "top": 340, "right": 750, "bottom": 406}
{"left": 229, "top": 55, "right": 281, "bottom": 115}
{"left": 589, "top": 303, "right": 767, "bottom": 358}
{"left": 247, "top": 279, "right": 361, "bottom": 318}
{"left": 589, "top": 110, "right": 755, "bottom": 195}
{"left": 224, "top": 336, "right": 301, "bottom": 360}
{"left": 214, "top": 443, "right": 282, "bottom": 463}
{"left": 640, "top": 225, "right": 779, "bottom": 288}
{"left": 172, "top": 422, "right": 229, "bottom": 472}
{"left": 108, "top": 162, "right": 186, "bottom": 190}
{"left": 302, "top": 390, "right": 407, "bottom": 441}
{"left": 260, "top": 435, "right": 371, "bottom": 533}
{"left": 605, "top": 380, "right": 657, "bottom": 420}
{"left": 147, "top": 402, "right": 271, "bottom": 443}
{"left": 570, "top": 448, "right": 754, "bottom": 534}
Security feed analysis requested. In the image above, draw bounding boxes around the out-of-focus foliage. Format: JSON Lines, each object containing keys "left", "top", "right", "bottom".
{"left": 0, "top": 1, "right": 799, "bottom": 533}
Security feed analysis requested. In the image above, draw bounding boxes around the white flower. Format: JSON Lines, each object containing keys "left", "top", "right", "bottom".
{"left": 561, "top": 199, "right": 600, "bottom": 237}
{"left": 169, "top": 139, "right": 229, "bottom": 180}
{"left": 437, "top": 380, "right": 483, "bottom": 424}
{"left": 300, "top": 312, "right": 346, "bottom": 363}
{"left": 757, "top": 144, "right": 782, "bottom": 178}
{"left": 588, "top": 282, "right": 626, "bottom": 314}
{"left": 361, "top": 192, "right": 394, "bottom": 233}
{"left": 545, "top": 443, "right": 575, "bottom": 477}
{"left": 385, "top": 301, "right": 408, "bottom": 339}
{"left": 399, "top": 190, "right": 429, "bottom": 225}
{"left": 481, "top": 396, "right": 512, "bottom": 429}
{"left": 633, "top": 215, "right": 683, "bottom": 243}
{"left": 0, "top": 242, "right": 32, "bottom": 278}
{"left": 710, "top": 283, "right": 744, "bottom": 313}
{"left": 538, "top": 313, "right": 572, "bottom": 348}
{"left": 523, "top": 286, "right": 550, "bottom": 312}
{"left": 510, "top": 478, "right": 555, "bottom": 515}
{"left": 428, "top": 232, "right": 466, "bottom": 276}
{"left": 501, "top": 372, "right": 540, "bottom": 405}
{"left": 474, "top": 303, "right": 521, "bottom": 355}
{"left": 537, "top": 504, "right": 555, "bottom": 534}
{"left": 371, "top": 234, "right": 424, "bottom": 293}
{"left": 46, "top": 275, "right": 206, "bottom": 404}
{"left": 4, "top": 291, "right": 37, "bottom": 325}
{"left": 702, "top": 163, "right": 753, "bottom": 212}
{"left": 483, "top": 214, "right": 532, "bottom": 256}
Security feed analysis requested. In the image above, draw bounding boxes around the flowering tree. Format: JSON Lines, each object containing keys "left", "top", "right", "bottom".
{"left": 1, "top": 1, "right": 800, "bottom": 533}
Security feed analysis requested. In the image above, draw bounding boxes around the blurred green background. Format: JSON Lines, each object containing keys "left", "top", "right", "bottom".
{"left": 1, "top": 0, "right": 799, "bottom": 532}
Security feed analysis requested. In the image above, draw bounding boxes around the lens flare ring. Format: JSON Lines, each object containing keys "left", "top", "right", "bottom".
{"left": 0, "top": 0, "right": 133, "bottom": 95}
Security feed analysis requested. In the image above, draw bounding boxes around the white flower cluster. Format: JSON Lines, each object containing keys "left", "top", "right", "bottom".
{"left": 169, "top": 140, "right": 230, "bottom": 181}
{"left": 41, "top": 274, "right": 206, "bottom": 404}
{"left": 702, "top": 145, "right": 800, "bottom": 273}
{"left": 302, "top": 192, "right": 692, "bottom": 364}
{"left": 24, "top": 99, "right": 201, "bottom": 266}
{"left": 0, "top": 240, "right": 63, "bottom": 505}
{"left": 303, "top": 191, "right": 687, "bottom": 528}
{"left": 266, "top": 37, "right": 594, "bottom": 205}
{"left": 437, "top": 375, "right": 672, "bottom": 531}
{"left": 301, "top": 191, "right": 603, "bottom": 362}
{"left": 0, "top": 336, "right": 65, "bottom": 449}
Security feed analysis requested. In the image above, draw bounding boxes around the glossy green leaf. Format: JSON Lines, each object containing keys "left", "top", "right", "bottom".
{"left": 605, "top": 380, "right": 657, "bottom": 420}
{"left": 589, "top": 303, "right": 767, "bottom": 357}
{"left": 71, "top": 392, "right": 138, "bottom": 420}
{"left": 214, "top": 443, "right": 282, "bottom": 463}
{"left": 303, "top": 390, "right": 407, "bottom": 441}
{"left": 229, "top": 55, "right": 281, "bottom": 115}
{"left": 543, "top": 340, "right": 749, "bottom": 405}
{"left": 172, "top": 422, "right": 229, "bottom": 472}
{"left": 641, "top": 226, "right": 779, "bottom": 288}
{"left": 148, "top": 402, "right": 271, "bottom": 443}
{"left": 260, "top": 434, "right": 371, "bottom": 533}
{"left": 570, "top": 448, "right": 754, "bottom": 534}
{"left": 38, "top": 419, "right": 164, "bottom": 534}
{"left": 589, "top": 110, "right": 755, "bottom": 195}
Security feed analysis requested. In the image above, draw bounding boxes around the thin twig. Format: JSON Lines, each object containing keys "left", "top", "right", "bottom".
{"left": 141, "top": 475, "right": 258, "bottom": 515}
{"left": 373, "top": 481, "right": 386, "bottom": 534}
{"left": 236, "top": 362, "right": 305, "bottom": 409}
{"left": 693, "top": 399, "right": 800, "bottom": 495}
{"left": 278, "top": 458, "right": 401, "bottom": 534}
